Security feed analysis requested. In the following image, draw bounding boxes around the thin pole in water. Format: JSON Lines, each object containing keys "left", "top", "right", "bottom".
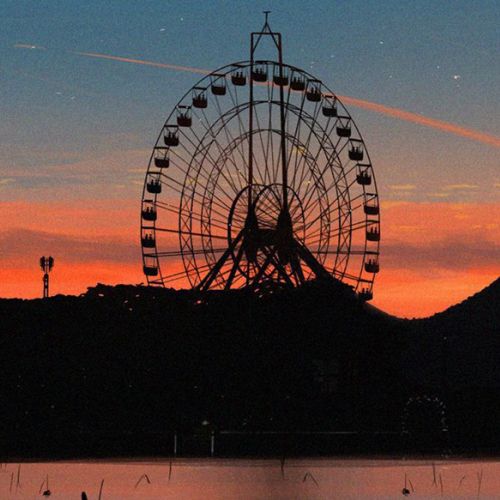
{"left": 16, "top": 464, "right": 21, "bottom": 491}
{"left": 476, "top": 470, "right": 483, "bottom": 499}
{"left": 98, "top": 478, "right": 104, "bottom": 500}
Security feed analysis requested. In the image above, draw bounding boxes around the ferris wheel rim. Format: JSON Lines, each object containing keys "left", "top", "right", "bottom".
{"left": 141, "top": 59, "right": 380, "bottom": 295}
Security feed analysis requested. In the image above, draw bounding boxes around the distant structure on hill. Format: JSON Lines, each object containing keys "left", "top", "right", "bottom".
{"left": 39, "top": 256, "right": 54, "bottom": 298}
{"left": 141, "top": 13, "right": 381, "bottom": 301}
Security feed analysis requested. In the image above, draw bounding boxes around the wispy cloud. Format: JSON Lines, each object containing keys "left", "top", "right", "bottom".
{"left": 0, "top": 178, "right": 16, "bottom": 186}
{"left": 427, "top": 192, "right": 450, "bottom": 198}
{"left": 0, "top": 228, "right": 139, "bottom": 265}
{"left": 382, "top": 237, "right": 500, "bottom": 270}
{"left": 443, "top": 184, "right": 479, "bottom": 191}
{"left": 388, "top": 184, "right": 416, "bottom": 191}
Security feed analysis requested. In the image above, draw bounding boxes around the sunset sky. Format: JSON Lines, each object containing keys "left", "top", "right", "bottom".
{"left": 1, "top": 0, "right": 498, "bottom": 317}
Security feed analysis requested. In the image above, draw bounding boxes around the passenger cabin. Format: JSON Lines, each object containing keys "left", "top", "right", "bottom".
{"left": 164, "top": 126, "right": 179, "bottom": 147}
{"left": 359, "top": 288, "right": 373, "bottom": 301}
{"left": 177, "top": 105, "right": 192, "bottom": 127}
{"left": 251, "top": 64, "right": 267, "bottom": 82}
{"left": 147, "top": 178, "right": 161, "bottom": 194}
{"left": 141, "top": 233, "right": 156, "bottom": 248}
{"left": 306, "top": 80, "right": 322, "bottom": 102}
{"left": 364, "top": 259, "right": 380, "bottom": 273}
{"left": 349, "top": 142, "right": 364, "bottom": 161}
{"left": 141, "top": 204, "right": 157, "bottom": 221}
{"left": 143, "top": 265, "right": 158, "bottom": 276}
{"left": 154, "top": 148, "right": 170, "bottom": 169}
{"left": 366, "top": 226, "right": 380, "bottom": 241}
{"left": 211, "top": 75, "right": 226, "bottom": 95}
{"left": 336, "top": 117, "right": 352, "bottom": 137}
{"left": 356, "top": 166, "right": 372, "bottom": 186}
{"left": 290, "top": 75, "right": 306, "bottom": 91}
{"left": 192, "top": 87, "right": 208, "bottom": 108}
{"left": 364, "top": 201, "right": 379, "bottom": 215}
{"left": 231, "top": 68, "right": 246, "bottom": 86}
{"left": 322, "top": 95, "right": 338, "bottom": 117}
{"left": 143, "top": 256, "right": 158, "bottom": 276}
{"left": 273, "top": 66, "right": 289, "bottom": 86}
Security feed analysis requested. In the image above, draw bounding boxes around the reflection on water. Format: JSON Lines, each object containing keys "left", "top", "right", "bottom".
{"left": 0, "top": 458, "right": 498, "bottom": 499}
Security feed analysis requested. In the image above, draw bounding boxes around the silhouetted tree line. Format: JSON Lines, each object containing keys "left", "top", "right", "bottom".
{"left": 0, "top": 277, "right": 498, "bottom": 458}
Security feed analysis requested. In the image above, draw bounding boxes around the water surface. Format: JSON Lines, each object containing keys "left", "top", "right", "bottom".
{"left": 1, "top": 458, "right": 499, "bottom": 498}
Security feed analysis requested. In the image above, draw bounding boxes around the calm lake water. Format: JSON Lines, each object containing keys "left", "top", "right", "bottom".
{"left": 1, "top": 458, "right": 499, "bottom": 499}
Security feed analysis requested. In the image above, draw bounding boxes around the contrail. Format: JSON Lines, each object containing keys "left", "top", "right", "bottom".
{"left": 72, "top": 51, "right": 210, "bottom": 75}
{"left": 14, "top": 45, "right": 500, "bottom": 148}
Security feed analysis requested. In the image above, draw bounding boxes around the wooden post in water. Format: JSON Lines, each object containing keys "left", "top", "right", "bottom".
{"left": 210, "top": 431, "right": 215, "bottom": 457}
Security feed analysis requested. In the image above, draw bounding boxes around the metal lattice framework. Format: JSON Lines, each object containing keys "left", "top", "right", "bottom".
{"left": 141, "top": 16, "right": 380, "bottom": 300}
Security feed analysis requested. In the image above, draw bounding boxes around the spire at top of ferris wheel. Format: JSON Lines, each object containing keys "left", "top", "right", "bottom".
{"left": 262, "top": 10, "right": 272, "bottom": 30}
{"left": 252, "top": 10, "right": 282, "bottom": 53}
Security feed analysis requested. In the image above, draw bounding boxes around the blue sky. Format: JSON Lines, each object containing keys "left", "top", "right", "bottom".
{"left": 1, "top": 1, "right": 498, "bottom": 199}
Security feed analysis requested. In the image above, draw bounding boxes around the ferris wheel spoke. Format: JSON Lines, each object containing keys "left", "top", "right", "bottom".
{"left": 178, "top": 117, "right": 244, "bottom": 198}
{"left": 292, "top": 113, "right": 349, "bottom": 203}
{"left": 197, "top": 102, "right": 249, "bottom": 195}
{"left": 155, "top": 247, "right": 228, "bottom": 258}
{"left": 194, "top": 106, "right": 247, "bottom": 195}
{"left": 265, "top": 78, "right": 277, "bottom": 183}
{"left": 300, "top": 190, "right": 365, "bottom": 234}
{"left": 155, "top": 198, "right": 229, "bottom": 233}
{"left": 252, "top": 107, "right": 273, "bottom": 186}
{"left": 264, "top": 78, "right": 281, "bottom": 185}
{"left": 306, "top": 219, "right": 370, "bottom": 247}
{"left": 213, "top": 96, "right": 251, "bottom": 187}
{"left": 290, "top": 98, "right": 322, "bottom": 190}
{"left": 299, "top": 160, "right": 358, "bottom": 219}
{"left": 157, "top": 171, "right": 233, "bottom": 219}
{"left": 154, "top": 226, "right": 228, "bottom": 240}
{"left": 325, "top": 267, "right": 372, "bottom": 284}
{"left": 163, "top": 152, "right": 237, "bottom": 215}
{"left": 161, "top": 261, "right": 215, "bottom": 285}
{"left": 304, "top": 184, "right": 364, "bottom": 227}
{"left": 227, "top": 85, "right": 259, "bottom": 184}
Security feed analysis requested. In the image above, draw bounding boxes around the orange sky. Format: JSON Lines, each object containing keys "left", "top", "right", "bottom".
{"left": 1, "top": 198, "right": 498, "bottom": 318}
{"left": 3, "top": 50, "right": 498, "bottom": 318}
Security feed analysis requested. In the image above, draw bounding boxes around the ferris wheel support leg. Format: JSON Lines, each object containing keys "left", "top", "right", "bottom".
{"left": 267, "top": 251, "right": 294, "bottom": 287}
{"left": 290, "top": 253, "right": 306, "bottom": 286}
{"left": 196, "top": 230, "right": 244, "bottom": 292}
{"left": 224, "top": 243, "right": 246, "bottom": 290}
{"left": 248, "top": 246, "right": 278, "bottom": 289}
{"left": 293, "top": 239, "right": 332, "bottom": 282}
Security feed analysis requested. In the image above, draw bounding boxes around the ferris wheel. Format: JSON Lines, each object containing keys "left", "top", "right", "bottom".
{"left": 141, "top": 15, "right": 380, "bottom": 300}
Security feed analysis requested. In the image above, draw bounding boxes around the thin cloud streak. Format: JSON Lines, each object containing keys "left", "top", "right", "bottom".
{"left": 69, "top": 50, "right": 500, "bottom": 149}
{"left": 72, "top": 51, "right": 210, "bottom": 75}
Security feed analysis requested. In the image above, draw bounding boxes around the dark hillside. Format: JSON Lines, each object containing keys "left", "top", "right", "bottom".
{"left": 0, "top": 277, "right": 498, "bottom": 457}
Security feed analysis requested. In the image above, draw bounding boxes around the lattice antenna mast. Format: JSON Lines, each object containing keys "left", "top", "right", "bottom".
{"left": 248, "top": 11, "right": 289, "bottom": 211}
{"left": 39, "top": 256, "right": 54, "bottom": 298}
